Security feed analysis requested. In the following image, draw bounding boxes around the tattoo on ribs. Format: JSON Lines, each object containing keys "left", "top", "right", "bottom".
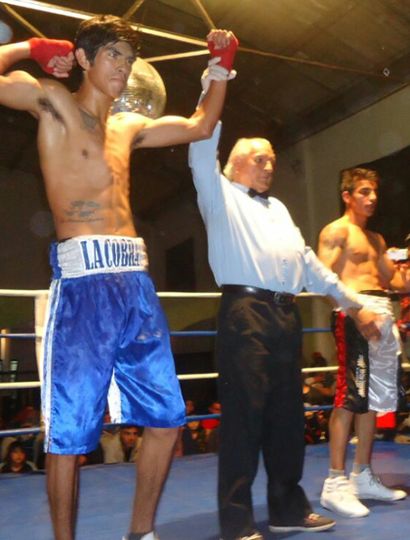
{"left": 63, "top": 200, "right": 103, "bottom": 222}
{"left": 38, "top": 98, "right": 65, "bottom": 123}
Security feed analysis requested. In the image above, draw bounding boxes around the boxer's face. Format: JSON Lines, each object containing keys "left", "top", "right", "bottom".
{"left": 235, "top": 140, "right": 276, "bottom": 193}
{"left": 81, "top": 40, "right": 135, "bottom": 98}
{"left": 343, "top": 179, "right": 378, "bottom": 218}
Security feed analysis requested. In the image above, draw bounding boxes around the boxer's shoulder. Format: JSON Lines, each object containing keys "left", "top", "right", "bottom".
{"left": 107, "top": 111, "right": 149, "bottom": 143}
{"left": 38, "top": 77, "right": 71, "bottom": 97}
{"left": 319, "top": 218, "right": 349, "bottom": 250}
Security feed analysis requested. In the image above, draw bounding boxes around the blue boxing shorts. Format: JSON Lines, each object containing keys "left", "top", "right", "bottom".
{"left": 41, "top": 235, "right": 185, "bottom": 455}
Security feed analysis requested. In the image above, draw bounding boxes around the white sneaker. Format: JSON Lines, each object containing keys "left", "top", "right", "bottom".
{"left": 320, "top": 476, "right": 370, "bottom": 517}
{"left": 122, "top": 533, "right": 159, "bottom": 540}
{"left": 220, "top": 532, "right": 263, "bottom": 540}
{"left": 350, "top": 468, "right": 407, "bottom": 501}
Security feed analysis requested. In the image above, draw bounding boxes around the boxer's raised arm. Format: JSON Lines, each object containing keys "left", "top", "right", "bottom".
{"left": 0, "top": 39, "right": 74, "bottom": 115}
{"left": 131, "top": 29, "right": 238, "bottom": 149}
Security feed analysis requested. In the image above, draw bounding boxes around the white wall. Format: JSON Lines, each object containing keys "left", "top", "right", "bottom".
{"left": 283, "top": 85, "right": 410, "bottom": 246}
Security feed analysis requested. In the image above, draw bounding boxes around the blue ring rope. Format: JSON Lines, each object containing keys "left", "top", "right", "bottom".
{"left": 2, "top": 405, "right": 409, "bottom": 439}
{"left": 0, "top": 328, "right": 332, "bottom": 339}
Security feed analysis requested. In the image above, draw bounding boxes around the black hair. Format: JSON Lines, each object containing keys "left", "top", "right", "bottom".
{"left": 5, "top": 441, "right": 27, "bottom": 463}
{"left": 75, "top": 15, "right": 140, "bottom": 64}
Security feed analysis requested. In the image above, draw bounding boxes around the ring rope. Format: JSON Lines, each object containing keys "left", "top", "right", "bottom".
{"left": 2, "top": 403, "right": 410, "bottom": 440}
{"left": 2, "top": 364, "right": 409, "bottom": 391}
{"left": 0, "top": 328, "right": 333, "bottom": 339}
{"left": 0, "top": 288, "right": 334, "bottom": 299}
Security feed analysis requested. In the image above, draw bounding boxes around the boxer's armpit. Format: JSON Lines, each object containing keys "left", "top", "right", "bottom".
{"left": 131, "top": 132, "right": 145, "bottom": 148}
{"left": 38, "top": 97, "right": 65, "bottom": 124}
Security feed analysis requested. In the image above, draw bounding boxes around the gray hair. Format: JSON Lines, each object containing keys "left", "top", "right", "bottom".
{"left": 223, "top": 137, "right": 275, "bottom": 181}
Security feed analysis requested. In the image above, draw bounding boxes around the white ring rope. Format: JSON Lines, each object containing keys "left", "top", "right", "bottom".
{"left": 0, "top": 289, "right": 322, "bottom": 298}
{"left": 2, "top": 365, "right": 410, "bottom": 391}
{"left": 1, "top": 382, "right": 42, "bottom": 389}
{"left": 0, "top": 288, "right": 48, "bottom": 297}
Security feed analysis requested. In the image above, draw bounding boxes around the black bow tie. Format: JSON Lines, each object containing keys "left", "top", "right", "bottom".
{"left": 248, "top": 188, "right": 269, "bottom": 200}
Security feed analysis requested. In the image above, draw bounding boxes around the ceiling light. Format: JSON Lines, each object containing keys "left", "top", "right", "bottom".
{"left": 0, "top": 0, "right": 90, "bottom": 20}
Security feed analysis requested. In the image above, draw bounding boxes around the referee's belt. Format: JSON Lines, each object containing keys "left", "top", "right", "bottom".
{"left": 221, "top": 284, "right": 295, "bottom": 305}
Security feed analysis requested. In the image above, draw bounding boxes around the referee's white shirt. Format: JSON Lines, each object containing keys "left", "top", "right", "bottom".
{"left": 189, "top": 122, "right": 361, "bottom": 311}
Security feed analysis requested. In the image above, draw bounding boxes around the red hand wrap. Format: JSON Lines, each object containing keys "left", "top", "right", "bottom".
{"left": 28, "top": 38, "right": 74, "bottom": 74}
{"left": 207, "top": 35, "right": 239, "bottom": 71}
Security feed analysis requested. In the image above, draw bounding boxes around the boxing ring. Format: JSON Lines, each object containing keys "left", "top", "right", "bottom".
{"left": 0, "top": 288, "right": 409, "bottom": 540}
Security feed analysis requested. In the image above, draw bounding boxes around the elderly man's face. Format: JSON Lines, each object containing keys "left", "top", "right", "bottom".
{"left": 235, "top": 140, "right": 276, "bottom": 193}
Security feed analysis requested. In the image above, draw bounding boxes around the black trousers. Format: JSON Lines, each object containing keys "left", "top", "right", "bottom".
{"left": 217, "top": 289, "right": 312, "bottom": 539}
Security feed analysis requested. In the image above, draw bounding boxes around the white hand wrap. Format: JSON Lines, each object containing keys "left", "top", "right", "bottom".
{"left": 197, "top": 57, "right": 237, "bottom": 106}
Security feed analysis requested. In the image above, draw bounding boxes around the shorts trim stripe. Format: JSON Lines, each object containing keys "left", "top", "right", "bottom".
{"left": 334, "top": 311, "right": 348, "bottom": 408}
{"left": 107, "top": 368, "right": 122, "bottom": 424}
{"left": 42, "top": 279, "right": 62, "bottom": 451}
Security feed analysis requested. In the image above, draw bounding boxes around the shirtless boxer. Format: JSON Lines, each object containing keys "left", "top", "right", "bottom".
{"left": 0, "top": 14, "right": 237, "bottom": 540}
{"left": 318, "top": 167, "right": 410, "bottom": 518}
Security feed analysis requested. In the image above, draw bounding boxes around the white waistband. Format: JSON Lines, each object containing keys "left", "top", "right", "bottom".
{"left": 53, "top": 235, "right": 148, "bottom": 279}
{"left": 358, "top": 293, "right": 393, "bottom": 316}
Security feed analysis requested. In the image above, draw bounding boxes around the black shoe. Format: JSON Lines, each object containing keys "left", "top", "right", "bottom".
{"left": 269, "top": 513, "right": 335, "bottom": 533}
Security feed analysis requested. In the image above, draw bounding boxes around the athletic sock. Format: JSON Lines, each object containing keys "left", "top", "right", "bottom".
{"left": 128, "top": 532, "right": 152, "bottom": 540}
{"left": 352, "top": 463, "right": 370, "bottom": 474}
{"left": 329, "top": 468, "right": 345, "bottom": 478}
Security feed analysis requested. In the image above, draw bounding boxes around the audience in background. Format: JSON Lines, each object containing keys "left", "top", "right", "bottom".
{"left": 181, "top": 419, "right": 207, "bottom": 455}
{"left": 100, "top": 425, "right": 142, "bottom": 464}
{"left": 304, "top": 352, "right": 336, "bottom": 407}
{"left": 201, "top": 400, "right": 220, "bottom": 437}
{"left": 303, "top": 352, "right": 336, "bottom": 444}
{"left": 0, "top": 440, "right": 36, "bottom": 474}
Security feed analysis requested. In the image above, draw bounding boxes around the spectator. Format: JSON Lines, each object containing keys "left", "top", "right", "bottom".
{"left": 201, "top": 401, "right": 221, "bottom": 436}
{"left": 101, "top": 425, "right": 141, "bottom": 464}
{"left": 0, "top": 441, "right": 36, "bottom": 474}
{"left": 395, "top": 412, "right": 410, "bottom": 444}
{"left": 1, "top": 422, "right": 38, "bottom": 463}
{"left": 185, "top": 399, "right": 196, "bottom": 417}
{"left": 304, "top": 353, "right": 335, "bottom": 406}
{"left": 199, "top": 401, "right": 220, "bottom": 453}
{"left": 181, "top": 420, "right": 207, "bottom": 455}
{"left": 175, "top": 399, "right": 208, "bottom": 456}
